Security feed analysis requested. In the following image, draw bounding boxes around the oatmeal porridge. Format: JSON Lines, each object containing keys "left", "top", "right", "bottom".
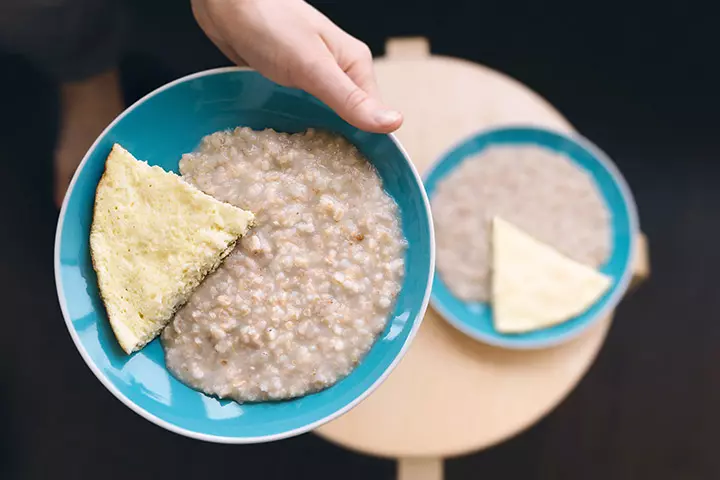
{"left": 432, "top": 145, "right": 610, "bottom": 302}
{"left": 161, "top": 128, "right": 407, "bottom": 402}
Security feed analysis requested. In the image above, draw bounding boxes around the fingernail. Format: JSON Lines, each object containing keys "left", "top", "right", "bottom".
{"left": 374, "top": 109, "right": 401, "bottom": 127}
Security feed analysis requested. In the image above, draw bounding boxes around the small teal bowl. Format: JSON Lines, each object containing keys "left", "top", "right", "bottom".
{"left": 425, "top": 126, "right": 638, "bottom": 349}
{"left": 54, "top": 67, "right": 434, "bottom": 443}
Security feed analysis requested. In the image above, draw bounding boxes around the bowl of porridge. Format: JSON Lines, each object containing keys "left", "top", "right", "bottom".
{"left": 55, "top": 67, "right": 434, "bottom": 442}
{"left": 425, "top": 126, "right": 637, "bottom": 349}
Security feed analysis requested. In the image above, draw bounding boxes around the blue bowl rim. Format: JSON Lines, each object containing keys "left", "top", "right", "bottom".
{"left": 53, "top": 66, "right": 436, "bottom": 443}
{"left": 424, "top": 125, "right": 639, "bottom": 350}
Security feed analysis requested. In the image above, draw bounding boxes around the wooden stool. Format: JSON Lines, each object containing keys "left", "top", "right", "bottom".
{"left": 315, "top": 38, "right": 650, "bottom": 480}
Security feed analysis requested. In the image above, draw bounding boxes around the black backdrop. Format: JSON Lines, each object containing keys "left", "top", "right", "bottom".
{"left": 1, "top": 1, "right": 718, "bottom": 478}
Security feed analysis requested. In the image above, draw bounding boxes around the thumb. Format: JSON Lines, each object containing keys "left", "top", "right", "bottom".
{"left": 295, "top": 58, "right": 402, "bottom": 134}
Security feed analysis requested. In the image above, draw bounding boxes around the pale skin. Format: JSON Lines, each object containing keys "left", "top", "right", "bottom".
{"left": 55, "top": 0, "right": 403, "bottom": 206}
{"left": 192, "top": 0, "right": 403, "bottom": 133}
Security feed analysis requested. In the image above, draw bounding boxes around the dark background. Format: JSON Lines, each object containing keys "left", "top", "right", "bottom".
{"left": 1, "top": 0, "right": 717, "bottom": 478}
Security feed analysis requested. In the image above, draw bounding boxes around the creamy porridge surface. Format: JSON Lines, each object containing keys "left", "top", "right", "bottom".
{"left": 161, "top": 128, "right": 407, "bottom": 402}
{"left": 432, "top": 145, "right": 610, "bottom": 302}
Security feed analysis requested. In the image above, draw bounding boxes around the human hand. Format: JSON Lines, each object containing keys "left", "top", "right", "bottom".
{"left": 192, "top": 0, "right": 403, "bottom": 133}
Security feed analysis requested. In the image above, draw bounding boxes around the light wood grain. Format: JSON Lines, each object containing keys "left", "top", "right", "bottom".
{"left": 316, "top": 37, "right": 648, "bottom": 461}
{"left": 397, "top": 458, "right": 443, "bottom": 480}
{"left": 630, "top": 233, "right": 650, "bottom": 291}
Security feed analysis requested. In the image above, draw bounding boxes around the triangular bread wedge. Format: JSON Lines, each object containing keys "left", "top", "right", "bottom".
{"left": 491, "top": 216, "right": 612, "bottom": 333}
{"left": 90, "top": 144, "right": 254, "bottom": 354}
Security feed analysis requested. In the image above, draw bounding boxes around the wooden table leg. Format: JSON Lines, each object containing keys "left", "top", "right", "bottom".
{"left": 398, "top": 457, "right": 444, "bottom": 480}
{"left": 629, "top": 233, "right": 650, "bottom": 291}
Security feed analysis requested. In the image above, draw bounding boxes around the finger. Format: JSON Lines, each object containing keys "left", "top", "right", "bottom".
{"left": 294, "top": 54, "right": 402, "bottom": 134}
{"left": 309, "top": 5, "right": 383, "bottom": 100}
{"left": 323, "top": 31, "right": 382, "bottom": 100}
{"left": 342, "top": 42, "right": 382, "bottom": 101}
{"left": 191, "top": 0, "right": 247, "bottom": 66}
{"left": 204, "top": 26, "right": 248, "bottom": 66}
{"left": 217, "top": 41, "right": 249, "bottom": 67}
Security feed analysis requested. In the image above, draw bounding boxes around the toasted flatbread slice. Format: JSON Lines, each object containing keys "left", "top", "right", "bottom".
{"left": 491, "top": 216, "right": 612, "bottom": 333}
{"left": 90, "top": 144, "right": 254, "bottom": 354}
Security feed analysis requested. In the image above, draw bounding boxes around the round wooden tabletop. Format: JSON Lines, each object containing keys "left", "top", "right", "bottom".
{"left": 315, "top": 38, "right": 648, "bottom": 461}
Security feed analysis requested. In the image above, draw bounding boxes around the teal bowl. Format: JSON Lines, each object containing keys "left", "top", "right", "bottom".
{"left": 425, "top": 126, "right": 638, "bottom": 349}
{"left": 54, "top": 67, "right": 434, "bottom": 443}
